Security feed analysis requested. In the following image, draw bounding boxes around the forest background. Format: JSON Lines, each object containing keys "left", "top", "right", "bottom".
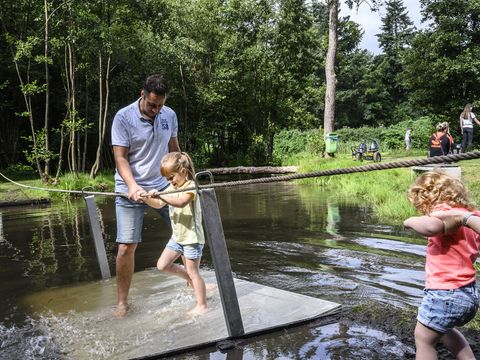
{"left": 0, "top": 0, "right": 479, "bottom": 181}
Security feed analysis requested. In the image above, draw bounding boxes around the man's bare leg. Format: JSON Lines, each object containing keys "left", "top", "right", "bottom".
{"left": 114, "top": 243, "right": 137, "bottom": 318}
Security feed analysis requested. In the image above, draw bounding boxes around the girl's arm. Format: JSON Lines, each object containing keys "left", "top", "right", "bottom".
{"left": 431, "top": 210, "right": 480, "bottom": 234}
{"left": 158, "top": 192, "right": 194, "bottom": 208}
{"left": 462, "top": 213, "right": 480, "bottom": 233}
{"left": 404, "top": 216, "right": 446, "bottom": 236}
{"left": 139, "top": 191, "right": 167, "bottom": 209}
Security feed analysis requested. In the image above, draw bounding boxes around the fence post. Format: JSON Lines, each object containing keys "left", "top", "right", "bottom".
{"left": 83, "top": 195, "right": 111, "bottom": 279}
{"left": 196, "top": 172, "right": 244, "bottom": 337}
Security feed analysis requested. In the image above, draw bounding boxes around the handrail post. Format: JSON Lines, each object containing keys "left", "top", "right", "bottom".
{"left": 195, "top": 172, "right": 244, "bottom": 337}
{"left": 83, "top": 193, "right": 111, "bottom": 279}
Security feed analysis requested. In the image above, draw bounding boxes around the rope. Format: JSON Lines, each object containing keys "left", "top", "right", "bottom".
{"left": 0, "top": 171, "right": 122, "bottom": 197}
{"left": 2, "top": 152, "right": 480, "bottom": 198}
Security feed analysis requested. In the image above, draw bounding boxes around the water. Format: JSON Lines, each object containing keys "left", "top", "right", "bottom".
{"left": 0, "top": 182, "right": 425, "bottom": 359}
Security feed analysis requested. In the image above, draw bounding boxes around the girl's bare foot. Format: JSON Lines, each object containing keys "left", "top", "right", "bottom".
{"left": 187, "top": 305, "right": 208, "bottom": 316}
{"left": 186, "top": 282, "right": 216, "bottom": 291}
{"left": 113, "top": 304, "right": 129, "bottom": 319}
{"left": 205, "top": 283, "right": 217, "bottom": 291}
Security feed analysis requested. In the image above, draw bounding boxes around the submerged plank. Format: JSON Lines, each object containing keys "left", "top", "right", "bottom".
{"left": 20, "top": 269, "right": 341, "bottom": 359}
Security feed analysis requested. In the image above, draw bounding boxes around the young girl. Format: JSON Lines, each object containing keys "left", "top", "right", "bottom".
{"left": 404, "top": 170, "right": 480, "bottom": 360}
{"left": 140, "top": 152, "right": 208, "bottom": 316}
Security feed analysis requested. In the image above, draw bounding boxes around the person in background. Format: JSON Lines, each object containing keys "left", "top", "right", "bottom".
{"left": 111, "top": 74, "right": 181, "bottom": 318}
{"left": 140, "top": 152, "right": 209, "bottom": 316}
{"left": 443, "top": 122, "right": 454, "bottom": 154}
{"left": 459, "top": 103, "right": 480, "bottom": 153}
{"left": 404, "top": 170, "right": 480, "bottom": 360}
{"left": 428, "top": 122, "right": 450, "bottom": 157}
{"left": 405, "top": 128, "right": 412, "bottom": 152}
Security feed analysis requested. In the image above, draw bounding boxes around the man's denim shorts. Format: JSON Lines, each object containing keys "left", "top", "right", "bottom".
{"left": 166, "top": 238, "right": 204, "bottom": 260}
{"left": 417, "top": 281, "right": 479, "bottom": 333}
{"left": 115, "top": 196, "right": 170, "bottom": 244}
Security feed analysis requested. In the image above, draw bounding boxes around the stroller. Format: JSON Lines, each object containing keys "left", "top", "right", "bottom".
{"left": 351, "top": 140, "right": 381, "bottom": 162}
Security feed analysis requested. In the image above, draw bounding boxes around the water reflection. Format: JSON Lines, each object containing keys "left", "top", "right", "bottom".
{"left": 0, "top": 183, "right": 425, "bottom": 359}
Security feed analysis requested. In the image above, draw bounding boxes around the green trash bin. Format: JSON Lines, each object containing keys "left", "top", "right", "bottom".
{"left": 324, "top": 132, "right": 338, "bottom": 155}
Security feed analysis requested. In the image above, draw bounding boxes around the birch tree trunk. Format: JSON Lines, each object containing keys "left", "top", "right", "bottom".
{"left": 43, "top": 0, "right": 51, "bottom": 176}
{"left": 323, "top": 0, "right": 338, "bottom": 137}
{"left": 90, "top": 52, "right": 111, "bottom": 178}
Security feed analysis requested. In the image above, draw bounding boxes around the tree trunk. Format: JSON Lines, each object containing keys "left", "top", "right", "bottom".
{"left": 90, "top": 52, "right": 110, "bottom": 178}
{"left": 324, "top": 0, "right": 338, "bottom": 137}
{"left": 43, "top": 0, "right": 50, "bottom": 176}
{"left": 179, "top": 63, "right": 188, "bottom": 150}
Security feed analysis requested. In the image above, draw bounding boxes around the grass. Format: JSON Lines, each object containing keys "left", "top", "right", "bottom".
{"left": 2, "top": 152, "right": 480, "bottom": 222}
{"left": 284, "top": 151, "right": 480, "bottom": 223}
{"left": 0, "top": 171, "right": 114, "bottom": 203}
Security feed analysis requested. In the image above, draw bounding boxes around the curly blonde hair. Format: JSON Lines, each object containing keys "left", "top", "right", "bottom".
{"left": 408, "top": 170, "right": 473, "bottom": 214}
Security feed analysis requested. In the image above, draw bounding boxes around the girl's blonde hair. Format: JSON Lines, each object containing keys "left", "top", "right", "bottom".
{"left": 160, "top": 152, "right": 196, "bottom": 180}
{"left": 408, "top": 170, "right": 473, "bottom": 214}
{"left": 461, "top": 103, "right": 473, "bottom": 119}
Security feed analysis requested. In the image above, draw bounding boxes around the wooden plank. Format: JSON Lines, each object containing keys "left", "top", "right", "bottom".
{"left": 199, "top": 188, "right": 244, "bottom": 337}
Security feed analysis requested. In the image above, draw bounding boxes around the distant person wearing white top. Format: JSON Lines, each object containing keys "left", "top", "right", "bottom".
{"left": 405, "top": 128, "right": 412, "bottom": 152}
{"left": 460, "top": 103, "right": 480, "bottom": 153}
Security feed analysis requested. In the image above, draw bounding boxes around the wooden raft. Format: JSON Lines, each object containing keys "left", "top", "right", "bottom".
{"left": 21, "top": 270, "right": 341, "bottom": 359}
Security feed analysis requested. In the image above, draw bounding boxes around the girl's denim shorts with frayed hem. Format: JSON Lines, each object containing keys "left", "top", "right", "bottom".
{"left": 417, "top": 281, "right": 479, "bottom": 333}
{"left": 166, "top": 238, "right": 204, "bottom": 260}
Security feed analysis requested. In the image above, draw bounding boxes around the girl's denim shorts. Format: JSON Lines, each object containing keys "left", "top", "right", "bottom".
{"left": 166, "top": 238, "right": 204, "bottom": 260}
{"left": 417, "top": 281, "right": 479, "bottom": 333}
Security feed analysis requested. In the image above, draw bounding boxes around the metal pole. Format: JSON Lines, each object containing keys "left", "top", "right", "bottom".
{"left": 196, "top": 172, "right": 244, "bottom": 337}
{"left": 83, "top": 195, "right": 111, "bottom": 279}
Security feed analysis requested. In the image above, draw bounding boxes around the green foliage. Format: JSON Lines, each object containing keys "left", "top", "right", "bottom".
{"left": 1, "top": 0, "right": 480, "bottom": 171}
{"left": 21, "top": 128, "right": 58, "bottom": 166}
{"left": 273, "top": 128, "right": 325, "bottom": 164}
{"left": 3, "top": 163, "right": 34, "bottom": 178}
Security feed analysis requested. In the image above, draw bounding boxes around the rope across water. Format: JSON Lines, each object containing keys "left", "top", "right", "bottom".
{"left": 1, "top": 152, "right": 480, "bottom": 198}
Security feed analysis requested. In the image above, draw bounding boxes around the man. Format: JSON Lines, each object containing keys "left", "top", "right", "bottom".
{"left": 111, "top": 74, "right": 180, "bottom": 317}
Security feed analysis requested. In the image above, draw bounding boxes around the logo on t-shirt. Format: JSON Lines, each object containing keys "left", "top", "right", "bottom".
{"left": 160, "top": 119, "right": 169, "bottom": 130}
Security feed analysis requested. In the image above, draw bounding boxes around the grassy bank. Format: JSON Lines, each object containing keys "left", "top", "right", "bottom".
{"left": 2, "top": 154, "right": 480, "bottom": 222}
{"left": 0, "top": 172, "right": 114, "bottom": 203}
{"left": 284, "top": 151, "right": 480, "bottom": 223}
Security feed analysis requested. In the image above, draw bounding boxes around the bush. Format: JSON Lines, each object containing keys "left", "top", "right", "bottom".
{"left": 273, "top": 128, "right": 325, "bottom": 163}
{"left": 2, "top": 163, "right": 35, "bottom": 178}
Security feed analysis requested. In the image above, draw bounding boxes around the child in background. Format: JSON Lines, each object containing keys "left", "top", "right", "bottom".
{"left": 140, "top": 152, "right": 208, "bottom": 316}
{"left": 404, "top": 170, "right": 480, "bottom": 360}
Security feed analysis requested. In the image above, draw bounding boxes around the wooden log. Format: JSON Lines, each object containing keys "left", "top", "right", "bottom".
{"left": 205, "top": 166, "right": 298, "bottom": 175}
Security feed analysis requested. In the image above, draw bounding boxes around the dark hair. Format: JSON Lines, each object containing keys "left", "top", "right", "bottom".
{"left": 143, "top": 74, "right": 169, "bottom": 96}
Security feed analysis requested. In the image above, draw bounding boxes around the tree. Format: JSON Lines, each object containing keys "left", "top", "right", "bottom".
{"left": 402, "top": 0, "right": 480, "bottom": 119}
{"left": 323, "top": 0, "right": 382, "bottom": 142}
{"left": 375, "top": 0, "right": 415, "bottom": 123}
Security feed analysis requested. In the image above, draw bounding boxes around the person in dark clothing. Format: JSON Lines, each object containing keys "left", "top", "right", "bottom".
{"left": 428, "top": 122, "right": 450, "bottom": 157}
{"left": 460, "top": 103, "right": 480, "bottom": 153}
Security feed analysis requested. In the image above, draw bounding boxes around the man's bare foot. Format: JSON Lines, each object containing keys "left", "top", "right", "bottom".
{"left": 113, "top": 304, "right": 129, "bottom": 319}
{"left": 187, "top": 305, "right": 208, "bottom": 316}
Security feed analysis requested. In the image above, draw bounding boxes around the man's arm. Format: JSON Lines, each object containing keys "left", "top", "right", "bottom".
{"left": 113, "top": 145, "right": 143, "bottom": 201}
{"left": 168, "top": 137, "right": 180, "bottom": 152}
